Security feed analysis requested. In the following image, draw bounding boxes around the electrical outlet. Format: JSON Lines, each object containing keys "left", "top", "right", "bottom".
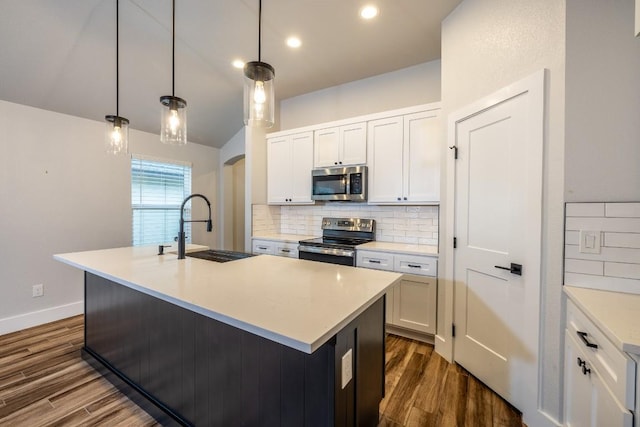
{"left": 341, "top": 348, "right": 353, "bottom": 389}
{"left": 32, "top": 284, "right": 44, "bottom": 298}
{"left": 579, "top": 230, "right": 601, "bottom": 254}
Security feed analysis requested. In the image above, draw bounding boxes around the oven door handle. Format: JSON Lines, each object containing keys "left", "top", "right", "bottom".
{"left": 298, "top": 245, "right": 355, "bottom": 258}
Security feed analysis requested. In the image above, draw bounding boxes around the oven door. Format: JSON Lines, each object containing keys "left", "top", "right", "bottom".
{"left": 298, "top": 245, "right": 355, "bottom": 266}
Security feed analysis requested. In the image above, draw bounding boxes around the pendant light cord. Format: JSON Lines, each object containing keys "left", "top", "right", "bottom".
{"left": 172, "top": 0, "right": 175, "bottom": 96}
{"left": 258, "top": 0, "right": 262, "bottom": 62}
{"left": 116, "top": 0, "right": 120, "bottom": 116}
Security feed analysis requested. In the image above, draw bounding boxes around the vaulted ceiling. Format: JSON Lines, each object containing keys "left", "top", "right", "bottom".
{"left": 0, "top": 0, "right": 462, "bottom": 148}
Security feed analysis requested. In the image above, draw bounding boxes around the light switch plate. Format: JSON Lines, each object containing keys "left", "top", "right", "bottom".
{"left": 579, "top": 230, "right": 601, "bottom": 254}
{"left": 341, "top": 348, "right": 353, "bottom": 389}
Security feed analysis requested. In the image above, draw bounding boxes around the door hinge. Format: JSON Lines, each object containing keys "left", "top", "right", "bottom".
{"left": 453, "top": 237, "right": 457, "bottom": 249}
{"left": 452, "top": 323, "right": 456, "bottom": 338}
{"left": 449, "top": 145, "right": 458, "bottom": 159}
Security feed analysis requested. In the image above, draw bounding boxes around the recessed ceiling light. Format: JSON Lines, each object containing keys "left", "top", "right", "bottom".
{"left": 286, "top": 37, "right": 302, "bottom": 48}
{"left": 232, "top": 59, "right": 245, "bottom": 69}
{"left": 360, "top": 5, "right": 379, "bottom": 20}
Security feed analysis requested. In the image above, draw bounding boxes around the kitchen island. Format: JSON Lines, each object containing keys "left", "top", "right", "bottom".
{"left": 54, "top": 246, "right": 401, "bottom": 426}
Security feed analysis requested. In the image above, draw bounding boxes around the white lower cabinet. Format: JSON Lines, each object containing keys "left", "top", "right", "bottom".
{"left": 357, "top": 249, "right": 437, "bottom": 336}
{"left": 252, "top": 239, "right": 299, "bottom": 258}
{"left": 564, "top": 299, "right": 634, "bottom": 427}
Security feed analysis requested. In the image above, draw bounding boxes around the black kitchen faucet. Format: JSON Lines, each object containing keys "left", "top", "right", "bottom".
{"left": 178, "top": 193, "right": 212, "bottom": 259}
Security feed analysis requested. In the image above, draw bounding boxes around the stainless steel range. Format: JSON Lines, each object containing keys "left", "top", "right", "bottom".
{"left": 298, "top": 217, "right": 375, "bottom": 266}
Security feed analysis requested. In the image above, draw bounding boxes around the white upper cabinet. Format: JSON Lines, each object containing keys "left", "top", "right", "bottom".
{"left": 314, "top": 122, "right": 367, "bottom": 168}
{"left": 367, "top": 107, "right": 441, "bottom": 204}
{"left": 267, "top": 132, "right": 314, "bottom": 205}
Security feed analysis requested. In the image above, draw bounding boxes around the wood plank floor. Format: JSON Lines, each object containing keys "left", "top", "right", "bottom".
{"left": 0, "top": 316, "right": 522, "bottom": 426}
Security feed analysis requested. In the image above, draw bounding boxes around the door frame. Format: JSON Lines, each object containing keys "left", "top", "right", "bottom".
{"left": 439, "top": 69, "right": 546, "bottom": 421}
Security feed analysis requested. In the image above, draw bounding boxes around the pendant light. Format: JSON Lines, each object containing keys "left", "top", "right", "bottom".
{"left": 105, "top": 0, "right": 129, "bottom": 155}
{"left": 160, "top": 0, "right": 187, "bottom": 145}
{"left": 243, "top": 0, "right": 275, "bottom": 128}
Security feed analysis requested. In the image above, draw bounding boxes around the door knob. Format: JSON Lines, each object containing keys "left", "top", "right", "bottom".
{"left": 494, "top": 263, "right": 522, "bottom": 276}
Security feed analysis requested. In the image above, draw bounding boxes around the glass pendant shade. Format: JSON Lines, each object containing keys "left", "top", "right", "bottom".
{"left": 160, "top": 95, "right": 187, "bottom": 145}
{"left": 105, "top": 115, "right": 129, "bottom": 155}
{"left": 243, "top": 61, "right": 275, "bottom": 128}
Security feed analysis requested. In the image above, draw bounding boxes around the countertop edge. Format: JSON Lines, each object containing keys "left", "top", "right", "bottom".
{"left": 54, "top": 251, "right": 400, "bottom": 354}
{"left": 564, "top": 285, "right": 640, "bottom": 356}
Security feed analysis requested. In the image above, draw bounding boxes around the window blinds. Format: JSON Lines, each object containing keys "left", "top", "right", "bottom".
{"left": 131, "top": 156, "right": 192, "bottom": 246}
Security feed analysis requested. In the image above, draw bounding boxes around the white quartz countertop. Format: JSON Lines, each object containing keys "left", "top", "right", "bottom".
{"left": 357, "top": 241, "right": 439, "bottom": 257}
{"left": 54, "top": 246, "right": 401, "bottom": 354}
{"left": 565, "top": 285, "right": 640, "bottom": 355}
{"left": 252, "top": 233, "right": 318, "bottom": 243}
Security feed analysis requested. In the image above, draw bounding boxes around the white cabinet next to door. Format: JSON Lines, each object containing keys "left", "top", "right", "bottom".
{"left": 563, "top": 298, "right": 634, "bottom": 427}
{"left": 314, "top": 122, "right": 367, "bottom": 168}
{"left": 357, "top": 249, "right": 437, "bottom": 335}
{"left": 267, "top": 132, "right": 314, "bottom": 205}
{"left": 367, "top": 108, "right": 441, "bottom": 204}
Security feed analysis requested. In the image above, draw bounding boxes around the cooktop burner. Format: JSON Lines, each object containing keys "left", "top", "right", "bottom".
{"left": 298, "top": 217, "right": 376, "bottom": 249}
{"left": 298, "top": 237, "right": 372, "bottom": 249}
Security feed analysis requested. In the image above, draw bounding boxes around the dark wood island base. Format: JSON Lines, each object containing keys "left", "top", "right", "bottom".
{"left": 83, "top": 272, "right": 385, "bottom": 426}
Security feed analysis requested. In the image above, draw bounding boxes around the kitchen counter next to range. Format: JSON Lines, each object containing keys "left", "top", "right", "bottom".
{"left": 564, "top": 285, "right": 640, "bottom": 355}
{"left": 54, "top": 245, "right": 401, "bottom": 354}
{"left": 357, "top": 241, "right": 439, "bottom": 257}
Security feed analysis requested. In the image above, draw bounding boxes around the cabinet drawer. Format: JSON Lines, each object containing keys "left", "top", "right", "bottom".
{"left": 356, "top": 251, "right": 394, "bottom": 271}
{"left": 566, "top": 300, "right": 636, "bottom": 410}
{"left": 275, "top": 243, "right": 298, "bottom": 258}
{"left": 252, "top": 240, "right": 274, "bottom": 255}
{"left": 394, "top": 255, "right": 437, "bottom": 277}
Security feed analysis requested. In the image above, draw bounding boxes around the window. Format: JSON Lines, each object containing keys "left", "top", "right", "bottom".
{"left": 131, "top": 156, "right": 192, "bottom": 246}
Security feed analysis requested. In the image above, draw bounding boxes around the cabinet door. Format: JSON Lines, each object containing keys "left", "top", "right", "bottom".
{"left": 404, "top": 110, "right": 441, "bottom": 203}
{"left": 340, "top": 122, "right": 367, "bottom": 166}
{"left": 392, "top": 275, "right": 437, "bottom": 334}
{"left": 564, "top": 331, "right": 594, "bottom": 427}
{"left": 367, "top": 116, "right": 404, "bottom": 203}
{"left": 314, "top": 127, "right": 340, "bottom": 168}
{"left": 267, "top": 136, "right": 292, "bottom": 204}
{"left": 289, "top": 132, "right": 314, "bottom": 204}
{"left": 564, "top": 331, "right": 633, "bottom": 427}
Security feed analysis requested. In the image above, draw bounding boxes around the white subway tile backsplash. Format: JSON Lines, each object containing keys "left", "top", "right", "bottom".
{"left": 253, "top": 203, "right": 439, "bottom": 245}
{"left": 565, "top": 203, "right": 605, "bottom": 217}
{"left": 605, "top": 203, "right": 640, "bottom": 218}
{"left": 564, "top": 259, "right": 604, "bottom": 276}
{"left": 565, "top": 202, "right": 640, "bottom": 294}
{"left": 605, "top": 262, "right": 640, "bottom": 280}
{"left": 604, "top": 232, "right": 640, "bottom": 249}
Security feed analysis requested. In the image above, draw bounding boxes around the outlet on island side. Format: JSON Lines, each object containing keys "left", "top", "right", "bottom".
{"left": 32, "top": 284, "right": 44, "bottom": 298}
{"left": 341, "top": 348, "right": 353, "bottom": 389}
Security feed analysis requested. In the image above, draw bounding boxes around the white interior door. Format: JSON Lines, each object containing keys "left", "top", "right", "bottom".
{"left": 452, "top": 71, "right": 544, "bottom": 410}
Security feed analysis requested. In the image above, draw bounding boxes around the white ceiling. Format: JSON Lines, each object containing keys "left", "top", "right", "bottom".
{"left": 0, "top": 0, "right": 462, "bottom": 148}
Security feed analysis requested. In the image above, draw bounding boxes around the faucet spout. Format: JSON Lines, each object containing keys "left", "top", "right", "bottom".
{"left": 178, "top": 193, "right": 212, "bottom": 259}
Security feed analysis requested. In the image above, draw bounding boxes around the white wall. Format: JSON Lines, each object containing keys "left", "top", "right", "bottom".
{"left": 565, "top": 0, "right": 640, "bottom": 202}
{"left": 279, "top": 61, "right": 442, "bottom": 130}
{"left": 0, "top": 100, "right": 219, "bottom": 334}
{"left": 219, "top": 128, "right": 246, "bottom": 249}
{"left": 441, "top": 1, "right": 566, "bottom": 425}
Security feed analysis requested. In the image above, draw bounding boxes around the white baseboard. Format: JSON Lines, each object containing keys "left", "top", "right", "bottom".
{"left": 0, "top": 301, "right": 83, "bottom": 336}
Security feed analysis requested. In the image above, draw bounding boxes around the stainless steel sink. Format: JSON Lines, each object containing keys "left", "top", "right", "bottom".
{"left": 185, "top": 249, "right": 255, "bottom": 263}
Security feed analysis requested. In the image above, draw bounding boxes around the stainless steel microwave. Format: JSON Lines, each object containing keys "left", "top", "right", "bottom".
{"left": 311, "top": 166, "right": 367, "bottom": 202}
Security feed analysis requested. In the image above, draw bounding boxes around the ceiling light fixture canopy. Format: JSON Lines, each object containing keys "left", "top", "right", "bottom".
{"left": 160, "top": 0, "right": 187, "bottom": 145}
{"left": 105, "top": 0, "right": 129, "bottom": 155}
{"left": 243, "top": 0, "right": 275, "bottom": 128}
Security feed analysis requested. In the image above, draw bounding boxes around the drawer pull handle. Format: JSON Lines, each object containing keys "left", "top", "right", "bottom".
{"left": 407, "top": 264, "right": 422, "bottom": 269}
{"left": 369, "top": 260, "right": 381, "bottom": 264}
{"left": 281, "top": 249, "right": 291, "bottom": 253}
{"left": 577, "top": 331, "right": 598, "bottom": 349}
{"left": 258, "top": 246, "right": 268, "bottom": 250}
{"left": 582, "top": 364, "right": 591, "bottom": 376}
{"left": 576, "top": 357, "right": 585, "bottom": 368}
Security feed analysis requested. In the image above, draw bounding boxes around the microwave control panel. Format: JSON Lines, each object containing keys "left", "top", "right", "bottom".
{"left": 350, "top": 173, "right": 363, "bottom": 194}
